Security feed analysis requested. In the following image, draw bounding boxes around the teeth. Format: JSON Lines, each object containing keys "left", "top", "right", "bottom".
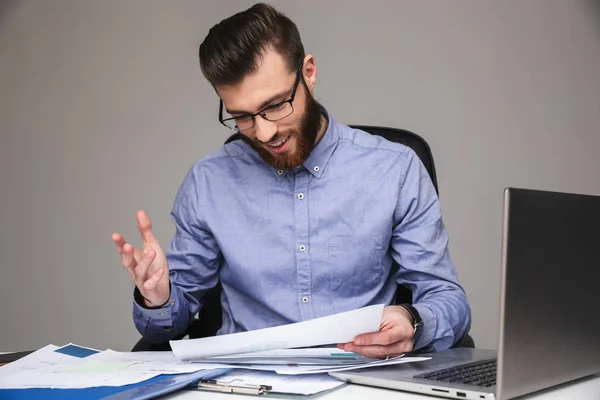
{"left": 268, "top": 137, "right": 288, "bottom": 147}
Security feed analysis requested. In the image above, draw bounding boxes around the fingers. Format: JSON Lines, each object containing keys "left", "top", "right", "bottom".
{"left": 339, "top": 340, "right": 413, "bottom": 359}
{"left": 121, "top": 243, "right": 137, "bottom": 279}
{"left": 337, "top": 324, "right": 415, "bottom": 359}
{"left": 136, "top": 210, "right": 157, "bottom": 245}
{"left": 143, "top": 267, "right": 164, "bottom": 292}
{"left": 354, "top": 325, "right": 413, "bottom": 347}
{"left": 134, "top": 249, "right": 156, "bottom": 287}
{"left": 112, "top": 233, "right": 126, "bottom": 254}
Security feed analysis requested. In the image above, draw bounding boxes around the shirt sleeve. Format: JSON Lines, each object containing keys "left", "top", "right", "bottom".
{"left": 391, "top": 148, "right": 471, "bottom": 351}
{"left": 133, "top": 163, "right": 222, "bottom": 344}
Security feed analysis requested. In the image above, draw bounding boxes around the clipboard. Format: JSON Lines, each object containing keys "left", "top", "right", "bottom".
{"left": 195, "top": 378, "right": 273, "bottom": 396}
{"left": 188, "top": 368, "right": 348, "bottom": 396}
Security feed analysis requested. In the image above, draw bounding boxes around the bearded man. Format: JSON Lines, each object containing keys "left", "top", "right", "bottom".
{"left": 112, "top": 3, "right": 471, "bottom": 357}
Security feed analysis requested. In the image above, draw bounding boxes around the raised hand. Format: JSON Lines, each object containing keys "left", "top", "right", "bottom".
{"left": 112, "top": 210, "right": 170, "bottom": 307}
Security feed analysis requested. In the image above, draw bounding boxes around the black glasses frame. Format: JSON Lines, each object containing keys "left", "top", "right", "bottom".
{"left": 218, "top": 63, "right": 303, "bottom": 131}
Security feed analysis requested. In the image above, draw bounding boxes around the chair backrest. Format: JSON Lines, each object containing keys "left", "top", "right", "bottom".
{"left": 191, "top": 126, "right": 440, "bottom": 339}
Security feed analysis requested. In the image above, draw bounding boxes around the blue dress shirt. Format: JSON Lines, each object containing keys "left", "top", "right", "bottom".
{"left": 133, "top": 111, "right": 471, "bottom": 352}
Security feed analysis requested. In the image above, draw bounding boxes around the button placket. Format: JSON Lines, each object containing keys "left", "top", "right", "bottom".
{"left": 293, "top": 170, "right": 313, "bottom": 319}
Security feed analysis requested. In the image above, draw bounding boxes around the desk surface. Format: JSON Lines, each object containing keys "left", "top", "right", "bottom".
{"left": 3, "top": 352, "right": 598, "bottom": 399}
{"left": 162, "top": 373, "right": 600, "bottom": 400}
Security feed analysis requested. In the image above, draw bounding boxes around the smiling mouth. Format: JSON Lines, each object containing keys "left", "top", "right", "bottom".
{"left": 268, "top": 137, "right": 288, "bottom": 148}
{"left": 266, "top": 136, "right": 290, "bottom": 154}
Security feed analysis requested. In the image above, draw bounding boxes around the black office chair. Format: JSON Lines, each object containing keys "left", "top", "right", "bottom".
{"left": 132, "top": 126, "right": 474, "bottom": 351}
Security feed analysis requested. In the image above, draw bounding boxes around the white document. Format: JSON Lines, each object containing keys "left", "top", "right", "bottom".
{"left": 271, "top": 355, "right": 432, "bottom": 375}
{"left": 0, "top": 345, "right": 163, "bottom": 388}
{"left": 0, "top": 344, "right": 226, "bottom": 389}
{"left": 171, "top": 304, "right": 384, "bottom": 360}
{"left": 211, "top": 368, "right": 345, "bottom": 395}
{"left": 87, "top": 349, "right": 229, "bottom": 374}
{"left": 178, "top": 354, "right": 429, "bottom": 375}
{"left": 191, "top": 347, "right": 376, "bottom": 365}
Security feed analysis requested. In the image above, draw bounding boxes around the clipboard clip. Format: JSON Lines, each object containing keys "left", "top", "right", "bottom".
{"left": 196, "top": 378, "right": 273, "bottom": 395}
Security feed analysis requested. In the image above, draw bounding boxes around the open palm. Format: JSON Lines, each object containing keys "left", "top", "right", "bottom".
{"left": 112, "top": 210, "right": 170, "bottom": 307}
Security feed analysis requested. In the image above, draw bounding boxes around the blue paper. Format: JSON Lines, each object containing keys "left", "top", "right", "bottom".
{"left": 0, "top": 368, "right": 230, "bottom": 400}
{"left": 54, "top": 344, "right": 100, "bottom": 358}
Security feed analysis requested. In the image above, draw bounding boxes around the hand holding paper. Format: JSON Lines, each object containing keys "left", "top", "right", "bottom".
{"left": 170, "top": 304, "right": 385, "bottom": 360}
{"left": 338, "top": 305, "right": 416, "bottom": 358}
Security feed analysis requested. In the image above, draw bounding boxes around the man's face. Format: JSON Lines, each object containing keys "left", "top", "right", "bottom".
{"left": 217, "top": 50, "right": 322, "bottom": 170}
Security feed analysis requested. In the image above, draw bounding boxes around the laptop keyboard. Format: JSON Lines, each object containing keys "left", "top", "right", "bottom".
{"left": 413, "top": 359, "right": 497, "bottom": 387}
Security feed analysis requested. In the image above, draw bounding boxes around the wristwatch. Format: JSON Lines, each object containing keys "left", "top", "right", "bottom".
{"left": 399, "top": 303, "right": 424, "bottom": 341}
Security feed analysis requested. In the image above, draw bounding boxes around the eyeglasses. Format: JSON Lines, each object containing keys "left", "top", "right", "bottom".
{"left": 219, "top": 64, "right": 303, "bottom": 132}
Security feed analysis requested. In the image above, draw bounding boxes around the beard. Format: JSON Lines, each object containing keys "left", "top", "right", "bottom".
{"left": 246, "top": 85, "right": 324, "bottom": 171}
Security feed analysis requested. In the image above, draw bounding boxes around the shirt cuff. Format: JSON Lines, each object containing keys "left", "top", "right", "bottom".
{"left": 132, "top": 286, "right": 177, "bottom": 323}
{"left": 412, "top": 303, "right": 436, "bottom": 351}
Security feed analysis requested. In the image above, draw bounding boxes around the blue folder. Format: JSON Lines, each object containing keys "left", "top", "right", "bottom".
{"left": 0, "top": 368, "right": 230, "bottom": 400}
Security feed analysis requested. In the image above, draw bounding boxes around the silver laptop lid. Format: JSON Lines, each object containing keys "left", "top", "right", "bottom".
{"left": 497, "top": 188, "right": 600, "bottom": 400}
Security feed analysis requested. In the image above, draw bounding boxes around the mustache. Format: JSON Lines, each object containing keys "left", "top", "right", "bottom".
{"left": 255, "top": 131, "right": 294, "bottom": 146}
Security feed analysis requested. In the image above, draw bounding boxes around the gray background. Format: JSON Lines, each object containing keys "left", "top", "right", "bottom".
{"left": 1, "top": 0, "right": 599, "bottom": 352}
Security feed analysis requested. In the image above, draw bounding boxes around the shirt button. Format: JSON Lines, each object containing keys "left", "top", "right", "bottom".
{"left": 301, "top": 296, "right": 309, "bottom": 303}
{"left": 160, "top": 311, "right": 168, "bottom": 316}
{"left": 170, "top": 299, "right": 175, "bottom": 305}
{"left": 299, "top": 245, "right": 306, "bottom": 252}
{"left": 297, "top": 193, "right": 304, "bottom": 200}
{"left": 313, "top": 166, "right": 320, "bottom": 172}
{"left": 277, "top": 170, "right": 283, "bottom": 175}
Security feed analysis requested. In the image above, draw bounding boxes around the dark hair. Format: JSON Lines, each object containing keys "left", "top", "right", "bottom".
{"left": 199, "top": 3, "right": 305, "bottom": 87}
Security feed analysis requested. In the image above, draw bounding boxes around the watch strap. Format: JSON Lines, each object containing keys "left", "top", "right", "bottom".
{"left": 399, "top": 303, "right": 423, "bottom": 340}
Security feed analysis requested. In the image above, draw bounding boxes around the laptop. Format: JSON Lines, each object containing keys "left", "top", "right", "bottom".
{"left": 330, "top": 188, "right": 600, "bottom": 399}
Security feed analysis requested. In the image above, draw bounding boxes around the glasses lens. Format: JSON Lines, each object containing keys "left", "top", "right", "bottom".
{"left": 222, "top": 119, "right": 238, "bottom": 130}
{"left": 237, "top": 117, "right": 254, "bottom": 130}
{"left": 222, "top": 114, "right": 254, "bottom": 131}
{"left": 262, "top": 102, "right": 293, "bottom": 122}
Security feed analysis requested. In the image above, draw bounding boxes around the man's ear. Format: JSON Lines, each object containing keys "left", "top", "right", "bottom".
{"left": 302, "top": 54, "right": 317, "bottom": 92}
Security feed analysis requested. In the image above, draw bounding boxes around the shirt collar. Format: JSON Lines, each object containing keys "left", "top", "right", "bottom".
{"left": 302, "top": 108, "right": 338, "bottom": 179}
{"left": 267, "top": 107, "right": 338, "bottom": 180}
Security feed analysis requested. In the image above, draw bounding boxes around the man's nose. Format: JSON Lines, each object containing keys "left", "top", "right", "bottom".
{"left": 254, "top": 115, "right": 277, "bottom": 143}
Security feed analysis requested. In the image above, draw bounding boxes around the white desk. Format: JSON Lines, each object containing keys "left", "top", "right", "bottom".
{"left": 3, "top": 351, "right": 599, "bottom": 399}
{"left": 162, "top": 373, "right": 600, "bottom": 400}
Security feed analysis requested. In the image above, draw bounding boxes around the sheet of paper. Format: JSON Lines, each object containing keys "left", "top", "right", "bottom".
{"left": 207, "top": 347, "right": 370, "bottom": 358}
{"left": 192, "top": 347, "right": 377, "bottom": 365}
{"left": 0, "top": 344, "right": 226, "bottom": 389}
{"left": 68, "top": 360, "right": 134, "bottom": 372}
{"left": 212, "top": 368, "right": 345, "bottom": 395}
{"left": 171, "top": 304, "right": 384, "bottom": 360}
{"left": 271, "top": 355, "right": 431, "bottom": 375}
{"left": 0, "top": 370, "right": 164, "bottom": 388}
{"left": 89, "top": 349, "right": 230, "bottom": 374}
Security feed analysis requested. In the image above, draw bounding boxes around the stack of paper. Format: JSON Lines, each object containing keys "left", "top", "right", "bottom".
{"left": 197, "top": 347, "right": 431, "bottom": 374}
{"left": 168, "top": 304, "right": 430, "bottom": 375}
{"left": 193, "top": 347, "right": 377, "bottom": 365}
{"left": 0, "top": 344, "right": 229, "bottom": 400}
{"left": 0, "top": 305, "right": 431, "bottom": 398}
{"left": 0, "top": 344, "right": 223, "bottom": 389}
